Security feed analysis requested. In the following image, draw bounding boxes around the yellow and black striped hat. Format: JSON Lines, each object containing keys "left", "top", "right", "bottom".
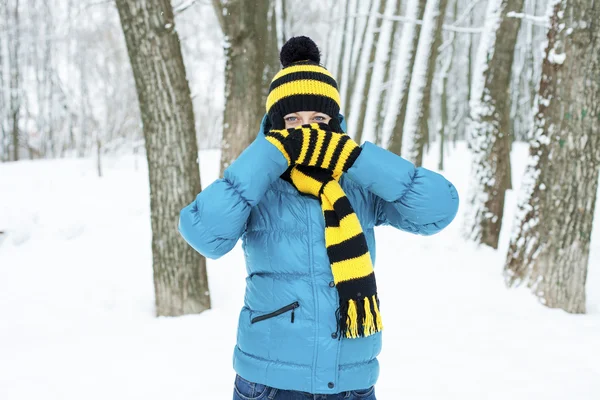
{"left": 266, "top": 36, "right": 341, "bottom": 130}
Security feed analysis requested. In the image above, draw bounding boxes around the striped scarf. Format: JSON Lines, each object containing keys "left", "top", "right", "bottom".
{"left": 265, "top": 130, "right": 384, "bottom": 339}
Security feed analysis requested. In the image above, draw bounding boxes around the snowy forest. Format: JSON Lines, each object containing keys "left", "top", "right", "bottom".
{"left": 1, "top": 0, "right": 599, "bottom": 399}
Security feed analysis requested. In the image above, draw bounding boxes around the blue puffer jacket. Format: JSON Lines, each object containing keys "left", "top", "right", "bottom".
{"left": 179, "top": 115, "right": 459, "bottom": 394}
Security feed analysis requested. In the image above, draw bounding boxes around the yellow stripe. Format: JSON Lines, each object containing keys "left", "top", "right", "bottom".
{"left": 266, "top": 80, "right": 341, "bottom": 113}
{"left": 296, "top": 127, "right": 312, "bottom": 165}
{"left": 331, "top": 252, "right": 374, "bottom": 283}
{"left": 346, "top": 299, "right": 359, "bottom": 339}
{"left": 265, "top": 136, "right": 290, "bottom": 165}
{"left": 332, "top": 138, "right": 355, "bottom": 175}
{"left": 373, "top": 295, "right": 383, "bottom": 331}
{"left": 290, "top": 168, "right": 323, "bottom": 196}
{"left": 271, "top": 64, "right": 334, "bottom": 81}
{"left": 321, "top": 180, "right": 347, "bottom": 206}
{"left": 325, "top": 213, "right": 363, "bottom": 246}
{"left": 308, "top": 128, "right": 326, "bottom": 167}
{"left": 322, "top": 133, "right": 342, "bottom": 170}
{"left": 363, "top": 297, "right": 374, "bottom": 336}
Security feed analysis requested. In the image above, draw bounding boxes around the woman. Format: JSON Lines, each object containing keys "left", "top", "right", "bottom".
{"left": 179, "top": 36, "right": 459, "bottom": 400}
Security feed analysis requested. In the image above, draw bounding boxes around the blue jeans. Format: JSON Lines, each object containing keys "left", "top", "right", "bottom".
{"left": 233, "top": 374, "right": 377, "bottom": 400}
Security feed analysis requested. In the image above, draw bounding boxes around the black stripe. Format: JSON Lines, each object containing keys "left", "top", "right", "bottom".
{"left": 324, "top": 210, "right": 340, "bottom": 227}
{"left": 269, "top": 71, "right": 338, "bottom": 92}
{"left": 327, "top": 233, "right": 369, "bottom": 264}
{"left": 342, "top": 146, "right": 362, "bottom": 172}
{"left": 327, "top": 134, "right": 349, "bottom": 171}
{"left": 336, "top": 272, "right": 377, "bottom": 300}
{"left": 265, "top": 131, "right": 287, "bottom": 143}
{"left": 303, "top": 127, "right": 318, "bottom": 165}
{"left": 332, "top": 196, "right": 354, "bottom": 221}
{"left": 270, "top": 95, "right": 340, "bottom": 123}
{"left": 296, "top": 165, "right": 332, "bottom": 185}
{"left": 316, "top": 129, "right": 332, "bottom": 168}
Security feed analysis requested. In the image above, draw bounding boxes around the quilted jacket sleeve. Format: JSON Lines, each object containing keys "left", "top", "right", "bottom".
{"left": 345, "top": 142, "right": 459, "bottom": 235}
{"left": 178, "top": 129, "right": 288, "bottom": 259}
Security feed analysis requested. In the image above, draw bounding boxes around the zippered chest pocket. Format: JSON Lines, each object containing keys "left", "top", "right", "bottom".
{"left": 251, "top": 301, "right": 300, "bottom": 324}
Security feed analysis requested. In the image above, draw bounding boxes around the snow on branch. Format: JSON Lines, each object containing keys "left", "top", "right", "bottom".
{"left": 174, "top": 0, "right": 207, "bottom": 14}
{"left": 506, "top": 11, "right": 550, "bottom": 27}
{"left": 346, "top": 12, "right": 483, "bottom": 34}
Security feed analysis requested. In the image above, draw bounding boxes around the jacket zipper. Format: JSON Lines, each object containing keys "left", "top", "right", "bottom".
{"left": 251, "top": 301, "right": 300, "bottom": 324}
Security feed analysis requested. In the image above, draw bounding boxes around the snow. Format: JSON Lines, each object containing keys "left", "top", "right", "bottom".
{"left": 1, "top": 143, "right": 600, "bottom": 400}
{"left": 548, "top": 48, "right": 566, "bottom": 64}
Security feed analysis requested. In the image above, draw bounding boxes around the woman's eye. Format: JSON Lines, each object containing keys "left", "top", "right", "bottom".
{"left": 285, "top": 117, "right": 297, "bottom": 122}
{"left": 314, "top": 116, "right": 325, "bottom": 121}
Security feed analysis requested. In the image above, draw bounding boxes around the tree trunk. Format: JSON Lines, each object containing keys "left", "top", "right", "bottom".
{"left": 335, "top": 0, "right": 351, "bottom": 97}
{"left": 374, "top": 0, "right": 402, "bottom": 145}
{"left": 347, "top": 0, "right": 372, "bottom": 128}
{"left": 438, "top": 0, "right": 457, "bottom": 171}
{"left": 352, "top": 0, "right": 385, "bottom": 143}
{"left": 339, "top": 0, "right": 358, "bottom": 110}
{"left": 212, "top": 0, "right": 277, "bottom": 176}
{"left": 402, "top": 0, "right": 448, "bottom": 167}
{"left": 263, "top": 1, "right": 280, "bottom": 101}
{"left": 504, "top": 0, "right": 600, "bottom": 314}
{"left": 362, "top": 0, "right": 397, "bottom": 144}
{"left": 0, "top": 2, "right": 5, "bottom": 162}
{"left": 385, "top": 0, "right": 427, "bottom": 155}
{"left": 115, "top": 0, "right": 210, "bottom": 317}
{"left": 464, "top": 0, "right": 523, "bottom": 249}
{"left": 9, "top": 0, "right": 20, "bottom": 161}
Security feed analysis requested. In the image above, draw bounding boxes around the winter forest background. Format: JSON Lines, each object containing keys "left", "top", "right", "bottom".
{"left": 1, "top": 0, "right": 599, "bottom": 399}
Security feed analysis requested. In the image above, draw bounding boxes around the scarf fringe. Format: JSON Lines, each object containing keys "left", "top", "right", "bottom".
{"left": 336, "top": 295, "right": 383, "bottom": 339}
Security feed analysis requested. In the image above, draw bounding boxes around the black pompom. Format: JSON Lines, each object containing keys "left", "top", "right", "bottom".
{"left": 280, "top": 36, "right": 321, "bottom": 67}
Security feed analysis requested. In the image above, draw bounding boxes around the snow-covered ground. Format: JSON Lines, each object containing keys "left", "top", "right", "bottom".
{"left": 1, "top": 143, "right": 599, "bottom": 400}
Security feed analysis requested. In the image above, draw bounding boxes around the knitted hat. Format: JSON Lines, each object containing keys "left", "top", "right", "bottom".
{"left": 266, "top": 36, "right": 342, "bottom": 131}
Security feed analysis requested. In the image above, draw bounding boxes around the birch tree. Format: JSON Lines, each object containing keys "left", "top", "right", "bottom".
{"left": 9, "top": 0, "right": 21, "bottom": 161}
{"left": 115, "top": 0, "right": 210, "bottom": 316}
{"left": 464, "top": 0, "right": 524, "bottom": 249}
{"left": 505, "top": 0, "right": 600, "bottom": 313}
{"left": 348, "top": 0, "right": 384, "bottom": 142}
{"left": 374, "top": 0, "right": 403, "bottom": 144}
{"left": 212, "top": 0, "right": 278, "bottom": 176}
{"left": 437, "top": 0, "right": 458, "bottom": 171}
{"left": 362, "top": 0, "right": 398, "bottom": 144}
{"left": 339, "top": 0, "right": 358, "bottom": 109}
{"left": 402, "top": 0, "right": 449, "bottom": 166}
{"left": 383, "top": 0, "right": 427, "bottom": 155}
{"left": 0, "top": 2, "right": 6, "bottom": 161}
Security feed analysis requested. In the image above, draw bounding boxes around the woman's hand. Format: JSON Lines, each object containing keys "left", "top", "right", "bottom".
{"left": 265, "top": 123, "right": 362, "bottom": 176}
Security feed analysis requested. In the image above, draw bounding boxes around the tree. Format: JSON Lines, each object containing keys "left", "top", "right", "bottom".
{"left": 351, "top": 0, "right": 385, "bottom": 143}
{"left": 504, "top": 0, "right": 600, "bottom": 313}
{"left": 0, "top": 1, "right": 6, "bottom": 161}
{"left": 347, "top": 0, "right": 377, "bottom": 137}
{"left": 374, "top": 0, "right": 403, "bottom": 145}
{"left": 383, "top": 0, "right": 427, "bottom": 155}
{"left": 362, "top": 0, "right": 398, "bottom": 144}
{"left": 437, "top": 0, "right": 458, "bottom": 171}
{"left": 9, "top": 0, "right": 21, "bottom": 161}
{"left": 212, "top": 0, "right": 279, "bottom": 176}
{"left": 402, "top": 0, "right": 449, "bottom": 167}
{"left": 463, "top": 0, "right": 524, "bottom": 249}
{"left": 115, "top": 0, "right": 210, "bottom": 316}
